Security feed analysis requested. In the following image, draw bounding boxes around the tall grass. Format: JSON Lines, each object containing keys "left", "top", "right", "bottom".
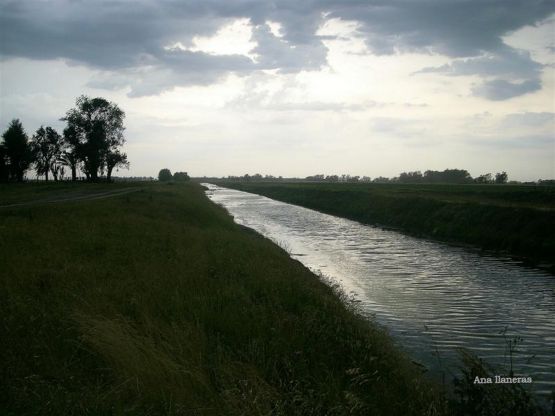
{"left": 1, "top": 182, "right": 444, "bottom": 415}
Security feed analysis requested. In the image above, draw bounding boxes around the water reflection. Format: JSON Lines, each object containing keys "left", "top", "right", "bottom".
{"left": 205, "top": 184, "right": 555, "bottom": 398}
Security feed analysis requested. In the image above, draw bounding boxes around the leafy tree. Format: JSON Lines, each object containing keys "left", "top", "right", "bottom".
{"left": 46, "top": 127, "right": 64, "bottom": 180}
{"left": 158, "top": 168, "right": 172, "bottom": 181}
{"left": 30, "top": 126, "right": 63, "bottom": 181}
{"left": 423, "top": 169, "right": 472, "bottom": 184}
{"left": 106, "top": 150, "right": 129, "bottom": 182}
{"left": 398, "top": 171, "right": 423, "bottom": 183}
{"left": 173, "top": 171, "right": 190, "bottom": 181}
{"left": 475, "top": 173, "right": 494, "bottom": 184}
{"left": 1, "top": 119, "right": 33, "bottom": 181}
{"left": 495, "top": 171, "right": 508, "bottom": 184}
{"left": 62, "top": 95, "right": 126, "bottom": 181}
{"left": 61, "top": 125, "right": 80, "bottom": 181}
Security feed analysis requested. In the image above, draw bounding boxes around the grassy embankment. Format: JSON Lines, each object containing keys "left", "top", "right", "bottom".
{"left": 219, "top": 182, "right": 555, "bottom": 272}
{"left": 1, "top": 182, "right": 443, "bottom": 415}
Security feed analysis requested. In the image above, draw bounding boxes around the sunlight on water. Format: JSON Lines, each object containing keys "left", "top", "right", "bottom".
{"left": 204, "top": 184, "right": 555, "bottom": 398}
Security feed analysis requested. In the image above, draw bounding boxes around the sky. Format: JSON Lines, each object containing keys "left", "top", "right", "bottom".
{"left": 1, "top": 0, "right": 554, "bottom": 181}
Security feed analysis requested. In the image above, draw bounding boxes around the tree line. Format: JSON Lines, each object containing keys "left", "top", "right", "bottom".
{"left": 0, "top": 96, "right": 128, "bottom": 182}
{"left": 396, "top": 169, "right": 508, "bottom": 184}
{"left": 221, "top": 169, "right": 512, "bottom": 184}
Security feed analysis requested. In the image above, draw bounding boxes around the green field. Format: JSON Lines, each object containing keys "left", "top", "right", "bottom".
{"left": 1, "top": 182, "right": 445, "bottom": 415}
{"left": 218, "top": 182, "right": 555, "bottom": 272}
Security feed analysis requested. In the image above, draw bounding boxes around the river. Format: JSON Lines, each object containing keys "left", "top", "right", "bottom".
{"left": 204, "top": 184, "right": 555, "bottom": 399}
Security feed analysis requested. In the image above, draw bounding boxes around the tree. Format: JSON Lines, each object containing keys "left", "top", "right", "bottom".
{"left": 60, "top": 125, "right": 80, "bottom": 181}
{"left": 30, "top": 126, "right": 63, "bottom": 181}
{"left": 173, "top": 171, "right": 190, "bottom": 181}
{"left": 495, "top": 171, "right": 508, "bottom": 184}
{"left": 398, "top": 171, "right": 423, "bottom": 183}
{"left": 62, "top": 95, "right": 126, "bottom": 181}
{"left": 1, "top": 119, "right": 33, "bottom": 181}
{"left": 158, "top": 168, "right": 172, "bottom": 181}
{"left": 423, "top": 169, "right": 472, "bottom": 184}
{"left": 475, "top": 173, "right": 493, "bottom": 184}
{"left": 106, "top": 150, "right": 129, "bottom": 182}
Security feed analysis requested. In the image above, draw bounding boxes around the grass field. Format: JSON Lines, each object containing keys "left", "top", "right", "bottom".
{"left": 1, "top": 182, "right": 446, "bottom": 415}
{"left": 0, "top": 181, "right": 144, "bottom": 206}
{"left": 218, "top": 182, "right": 555, "bottom": 271}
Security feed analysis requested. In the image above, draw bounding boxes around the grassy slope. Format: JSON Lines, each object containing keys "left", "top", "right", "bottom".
{"left": 219, "top": 182, "right": 555, "bottom": 271}
{"left": 0, "top": 182, "right": 442, "bottom": 415}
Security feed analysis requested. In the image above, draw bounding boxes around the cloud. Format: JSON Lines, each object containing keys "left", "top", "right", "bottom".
{"left": 331, "top": 1, "right": 554, "bottom": 57}
{"left": 416, "top": 46, "right": 544, "bottom": 100}
{"left": 371, "top": 117, "right": 428, "bottom": 139}
{"left": 501, "top": 112, "right": 555, "bottom": 127}
{"left": 472, "top": 79, "right": 541, "bottom": 100}
{"left": 469, "top": 134, "right": 554, "bottom": 149}
{"left": 250, "top": 23, "right": 328, "bottom": 73}
{"left": 1, "top": 0, "right": 553, "bottom": 96}
{"left": 417, "top": 47, "right": 542, "bottom": 79}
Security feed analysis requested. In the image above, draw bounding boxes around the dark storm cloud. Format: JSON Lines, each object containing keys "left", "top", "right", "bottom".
{"left": 1, "top": 0, "right": 553, "bottom": 97}
{"left": 328, "top": 1, "right": 554, "bottom": 57}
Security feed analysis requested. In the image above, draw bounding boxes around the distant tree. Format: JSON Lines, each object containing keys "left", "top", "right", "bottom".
{"left": 398, "top": 171, "right": 423, "bottom": 183}
{"left": 475, "top": 173, "right": 494, "bottom": 184}
{"left": 1, "top": 119, "right": 33, "bottom": 181}
{"left": 423, "top": 169, "right": 472, "bottom": 184}
{"left": 158, "top": 168, "right": 172, "bottom": 181}
{"left": 62, "top": 95, "right": 126, "bottom": 181}
{"left": 173, "top": 171, "right": 190, "bottom": 182}
{"left": 495, "top": 171, "right": 508, "bottom": 184}
{"left": 306, "top": 174, "right": 325, "bottom": 181}
{"left": 31, "top": 126, "right": 63, "bottom": 181}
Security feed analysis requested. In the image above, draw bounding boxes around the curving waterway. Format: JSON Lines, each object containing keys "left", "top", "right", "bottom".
{"left": 204, "top": 184, "right": 555, "bottom": 399}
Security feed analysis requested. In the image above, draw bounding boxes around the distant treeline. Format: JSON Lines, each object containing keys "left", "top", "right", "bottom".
{"left": 0, "top": 95, "right": 128, "bottom": 183}
{"left": 215, "top": 169, "right": 555, "bottom": 185}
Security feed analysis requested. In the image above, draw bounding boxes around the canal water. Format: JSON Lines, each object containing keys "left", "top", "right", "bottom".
{"left": 204, "top": 184, "right": 555, "bottom": 399}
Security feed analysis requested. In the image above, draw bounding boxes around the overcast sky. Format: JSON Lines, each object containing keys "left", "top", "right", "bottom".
{"left": 1, "top": 0, "right": 554, "bottom": 180}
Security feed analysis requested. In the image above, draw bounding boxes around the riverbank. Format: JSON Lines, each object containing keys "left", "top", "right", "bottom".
{"left": 1, "top": 182, "right": 444, "bottom": 415}
{"left": 217, "top": 182, "right": 555, "bottom": 272}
